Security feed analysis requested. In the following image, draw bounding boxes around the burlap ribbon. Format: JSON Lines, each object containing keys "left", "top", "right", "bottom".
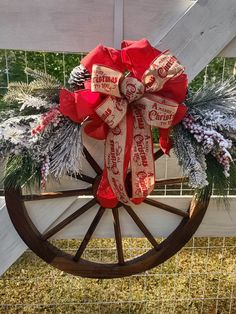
{"left": 60, "top": 39, "right": 188, "bottom": 208}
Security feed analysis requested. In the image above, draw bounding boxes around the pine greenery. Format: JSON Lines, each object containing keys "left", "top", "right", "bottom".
{"left": 4, "top": 68, "right": 61, "bottom": 105}
{"left": 173, "top": 77, "right": 236, "bottom": 199}
{"left": 3, "top": 154, "right": 41, "bottom": 189}
{"left": 1, "top": 67, "right": 84, "bottom": 189}
{"left": 172, "top": 124, "right": 208, "bottom": 189}
{"left": 188, "top": 77, "right": 236, "bottom": 114}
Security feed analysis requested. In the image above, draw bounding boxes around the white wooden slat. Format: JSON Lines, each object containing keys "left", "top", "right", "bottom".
{"left": 61, "top": 196, "right": 236, "bottom": 239}
{"left": 155, "top": 0, "right": 236, "bottom": 81}
{"left": 21, "top": 134, "right": 236, "bottom": 239}
{"left": 219, "top": 37, "right": 236, "bottom": 57}
{"left": 2, "top": 1, "right": 235, "bottom": 59}
{"left": 0, "top": 200, "right": 27, "bottom": 276}
{"left": 0, "top": 0, "right": 114, "bottom": 52}
{"left": 0, "top": 0, "right": 193, "bottom": 52}
{"left": 21, "top": 133, "right": 235, "bottom": 240}
{"left": 24, "top": 196, "right": 184, "bottom": 239}
{"left": 24, "top": 196, "right": 236, "bottom": 239}
{"left": 196, "top": 198, "right": 236, "bottom": 237}
{"left": 124, "top": 0, "right": 195, "bottom": 46}
{"left": 1, "top": 1, "right": 235, "bottom": 69}
{"left": 113, "top": 0, "right": 124, "bottom": 49}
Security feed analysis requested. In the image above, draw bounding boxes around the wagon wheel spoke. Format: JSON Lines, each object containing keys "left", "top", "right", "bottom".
{"left": 155, "top": 177, "right": 188, "bottom": 187}
{"left": 112, "top": 207, "right": 125, "bottom": 265}
{"left": 143, "top": 198, "right": 189, "bottom": 218}
{"left": 42, "top": 198, "right": 97, "bottom": 240}
{"left": 83, "top": 146, "right": 102, "bottom": 175}
{"left": 74, "top": 206, "right": 106, "bottom": 262}
{"left": 123, "top": 205, "right": 159, "bottom": 249}
{"left": 154, "top": 149, "right": 164, "bottom": 161}
{"left": 68, "top": 172, "right": 95, "bottom": 184}
{"left": 22, "top": 187, "right": 93, "bottom": 201}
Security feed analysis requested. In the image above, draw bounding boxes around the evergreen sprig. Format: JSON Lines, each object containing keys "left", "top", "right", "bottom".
{"left": 3, "top": 154, "right": 41, "bottom": 189}
{"left": 4, "top": 82, "right": 32, "bottom": 103}
{"left": 206, "top": 154, "right": 236, "bottom": 196}
{"left": 4, "top": 68, "right": 61, "bottom": 106}
{"left": 188, "top": 77, "right": 236, "bottom": 114}
{"left": 25, "top": 67, "right": 61, "bottom": 85}
{"left": 172, "top": 124, "right": 208, "bottom": 189}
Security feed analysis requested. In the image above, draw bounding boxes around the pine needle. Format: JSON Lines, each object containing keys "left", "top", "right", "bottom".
{"left": 189, "top": 77, "right": 236, "bottom": 114}
{"left": 3, "top": 68, "right": 61, "bottom": 107}
{"left": 25, "top": 67, "right": 61, "bottom": 85}
{"left": 3, "top": 82, "right": 32, "bottom": 103}
{"left": 172, "top": 124, "right": 208, "bottom": 189}
{"left": 3, "top": 154, "right": 41, "bottom": 190}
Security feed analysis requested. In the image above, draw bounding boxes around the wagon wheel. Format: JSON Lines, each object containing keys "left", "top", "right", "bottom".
{"left": 5, "top": 145, "right": 211, "bottom": 279}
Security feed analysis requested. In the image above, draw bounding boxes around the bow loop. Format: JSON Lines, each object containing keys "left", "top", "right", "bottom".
{"left": 142, "top": 50, "right": 185, "bottom": 93}
{"left": 121, "top": 39, "right": 161, "bottom": 80}
{"left": 60, "top": 88, "right": 102, "bottom": 123}
{"left": 96, "top": 96, "right": 128, "bottom": 129}
{"left": 60, "top": 88, "right": 78, "bottom": 122}
{"left": 91, "top": 65, "right": 123, "bottom": 97}
{"left": 81, "top": 45, "right": 125, "bottom": 73}
{"left": 136, "top": 95, "right": 179, "bottom": 129}
{"left": 158, "top": 73, "right": 188, "bottom": 103}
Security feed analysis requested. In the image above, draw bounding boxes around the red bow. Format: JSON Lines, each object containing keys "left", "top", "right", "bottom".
{"left": 60, "top": 39, "right": 188, "bottom": 208}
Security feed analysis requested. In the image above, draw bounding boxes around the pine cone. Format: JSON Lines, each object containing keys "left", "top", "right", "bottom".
{"left": 68, "top": 64, "right": 91, "bottom": 89}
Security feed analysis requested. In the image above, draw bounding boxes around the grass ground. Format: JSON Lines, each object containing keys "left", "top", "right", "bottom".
{"left": 0, "top": 237, "right": 235, "bottom": 314}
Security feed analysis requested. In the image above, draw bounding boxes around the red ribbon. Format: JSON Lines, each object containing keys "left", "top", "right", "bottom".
{"left": 60, "top": 39, "right": 188, "bottom": 208}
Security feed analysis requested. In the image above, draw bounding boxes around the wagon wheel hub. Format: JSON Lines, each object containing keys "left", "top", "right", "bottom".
{"left": 92, "top": 172, "right": 133, "bottom": 205}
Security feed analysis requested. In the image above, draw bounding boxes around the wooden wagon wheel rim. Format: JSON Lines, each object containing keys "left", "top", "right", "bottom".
{"left": 5, "top": 148, "right": 211, "bottom": 279}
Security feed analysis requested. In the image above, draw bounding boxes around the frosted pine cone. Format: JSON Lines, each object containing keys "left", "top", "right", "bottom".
{"left": 68, "top": 64, "right": 91, "bottom": 89}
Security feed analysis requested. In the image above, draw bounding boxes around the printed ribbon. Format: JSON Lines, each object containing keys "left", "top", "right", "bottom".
{"left": 60, "top": 39, "right": 188, "bottom": 208}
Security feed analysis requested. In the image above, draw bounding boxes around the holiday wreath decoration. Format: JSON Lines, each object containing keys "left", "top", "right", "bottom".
{"left": 2, "top": 39, "right": 236, "bottom": 278}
